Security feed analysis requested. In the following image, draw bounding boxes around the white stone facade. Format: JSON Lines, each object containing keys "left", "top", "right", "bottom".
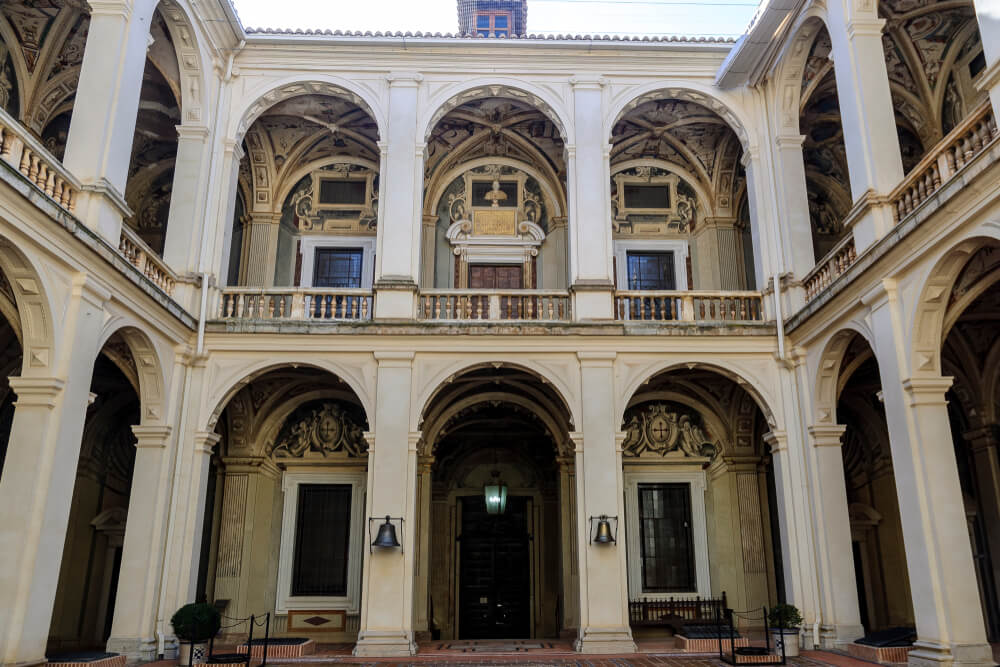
{"left": 0, "top": 0, "right": 997, "bottom": 665}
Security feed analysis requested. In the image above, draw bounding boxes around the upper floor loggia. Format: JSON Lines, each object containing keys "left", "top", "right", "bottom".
{"left": 0, "top": 0, "right": 996, "bottom": 329}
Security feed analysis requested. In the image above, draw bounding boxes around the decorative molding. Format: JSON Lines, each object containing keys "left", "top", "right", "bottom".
{"left": 621, "top": 402, "right": 717, "bottom": 459}
{"left": 269, "top": 402, "right": 368, "bottom": 458}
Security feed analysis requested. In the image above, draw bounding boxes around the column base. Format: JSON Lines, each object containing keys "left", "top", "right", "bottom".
{"left": 574, "top": 627, "right": 636, "bottom": 654}
{"left": 570, "top": 282, "right": 614, "bottom": 321}
{"left": 908, "top": 640, "right": 995, "bottom": 667}
{"left": 352, "top": 631, "right": 416, "bottom": 657}
{"left": 372, "top": 279, "right": 417, "bottom": 320}
{"left": 105, "top": 637, "right": 157, "bottom": 663}
{"left": 819, "top": 623, "right": 865, "bottom": 648}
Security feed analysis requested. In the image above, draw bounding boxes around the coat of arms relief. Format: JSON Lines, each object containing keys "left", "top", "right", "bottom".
{"left": 269, "top": 402, "right": 367, "bottom": 458}
{"left": 622, "top": 403, "right": 718, "bottom": 459}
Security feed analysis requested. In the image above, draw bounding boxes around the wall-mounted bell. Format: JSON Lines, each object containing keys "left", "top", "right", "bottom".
{"left": 372, "top": 515, "right": 400, "bottom": 548}
{"left": 593, "top": 515, "right": 615, "bottom": 544}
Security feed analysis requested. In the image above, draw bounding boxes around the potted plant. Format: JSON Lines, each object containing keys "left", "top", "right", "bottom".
{"left": 768, "top": 603, "right": 803, "bottom": 657}
{"left": 171, "top": 603, "right": 221, "bottom": 665}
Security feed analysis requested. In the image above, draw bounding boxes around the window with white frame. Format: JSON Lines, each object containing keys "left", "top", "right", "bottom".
{"left": 299, "top": 236, "right": 376, "bottom": 289}
{"left": 276, "top": 470, "right": 366, "bottom": 613}
{"left": 614, "top": 240, "right": 689, "bottom": 291}
{"left": 624, "top": 469, "right": 710, "bottom": 599}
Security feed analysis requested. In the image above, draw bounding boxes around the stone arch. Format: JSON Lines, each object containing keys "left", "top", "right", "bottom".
{"left": 623, "top": 388, "right": 732, "bottom": 451}
{"left": 771, "top": 12, "right": 831, "bottom": 137}
{"left": 203, "top": 360, "right": 375, "bottom": 433}
{"left": 0, "top": 236, "right": 53, "bottom": 375}
{"left": 813, "top": 323, "right": 877, "bottom": 425}
{"left": 419, "top": 79, "right": 571, "bottom": 144}
{"left": 423, "top": 155, "right": 566, "bottom": 221}
{"left": 910, "top": 228, "right": 1000, "bottom": 378}
{"left": 231, "top": 76, "right": 386, "bottom": 144}
{"left": 0, "top": 14, "right": 29, "bottom": 118}
{"left": 606, "top": 82, "right": 752, "bottom": 151}
{"left": 155, "top": 0, "right": 210, "bottom": 126}
{"left": 95, "top": 323, "right": 169, "bottom": 425}
{"left": 617, "top": 360, "right": 777, "bottom": 431}
{"left": 421, "top": 391, "right": 571, "bottom": 457}
{"left": 415, "top": 359, "right": 578, "bottom": 434}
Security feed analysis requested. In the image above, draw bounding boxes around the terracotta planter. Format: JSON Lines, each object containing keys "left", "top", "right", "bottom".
{"left": 770, "top": 628, "right": 800, "bottom": 657}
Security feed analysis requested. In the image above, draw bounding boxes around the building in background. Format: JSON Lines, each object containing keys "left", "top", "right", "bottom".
{"left": 0, "top": 0, "right": 998, "bottom": 665}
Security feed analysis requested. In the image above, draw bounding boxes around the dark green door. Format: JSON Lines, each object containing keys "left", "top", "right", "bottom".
{"left": 458, "top": 495, "right": 531, "bottom": 639}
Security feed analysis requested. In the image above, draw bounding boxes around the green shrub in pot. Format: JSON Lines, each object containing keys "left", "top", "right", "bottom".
{"left": 768, "top": 603, "right": 803, "bottom": 630}
{"left": 170, "top": 603, "right": 221, "bottom": 642}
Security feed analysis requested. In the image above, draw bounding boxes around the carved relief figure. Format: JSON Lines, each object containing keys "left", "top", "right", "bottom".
{"left": 622, "top": 402, "right": 717, "bottom": 458}
{"left": 270, "top": 402, "right": 367, "bottom": 458}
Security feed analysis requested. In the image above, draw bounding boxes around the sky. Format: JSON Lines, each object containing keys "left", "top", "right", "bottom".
{"left": 230, "top": 0, "right": 760, "bottom": 39}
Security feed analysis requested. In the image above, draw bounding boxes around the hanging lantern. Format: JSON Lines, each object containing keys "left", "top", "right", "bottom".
{"left": 484, "top": 469, "right": 508, "bottom": 515}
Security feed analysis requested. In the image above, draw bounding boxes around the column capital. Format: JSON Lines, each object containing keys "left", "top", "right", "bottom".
{"left": 846, "top": 17, "right": 886, "bottom": 40}
{"left": 775, "top": 134, "right": 806, "bottom": 149}
{"left": 192, "top": 430, "right": 221, "bottom": 454}
{"left": 79, "top": 178, "right": 134, "bottom": 220}
{"left": 374, "top": 350, "right": 415, "bottom": 366}
{"left": 763, "top": 430, "right": 788, "bottom": 454}
{"left": 901, "top": 375, "right": 953, "bottom": 405}
{"left": 809, "top": 424, "right": 846, "bottom": 447}
{"left": 570, "top": 75, "right": 606, "bottom": 90}
{"left": 87, "top": 0, "right": 132, "bottom": 20}
{"left": 568, "top": 431, "right": 584, "bottom": 451}
{"left": 223, "top": 138, "right": 245, "bottom": 160}
{"left": 175, "top": 124, "right": 210, "bottom": 141}
{"left": 131, "top": 424, "right": 172, "bottom": 448}
{"left": 8, "top": 376, "right": 65, "bottom": 407}
{"left": 385, "top": 71, "right": 424, "bottom": 87}
{"left": 577, "top": 351, "right": 616, "bottom": 366}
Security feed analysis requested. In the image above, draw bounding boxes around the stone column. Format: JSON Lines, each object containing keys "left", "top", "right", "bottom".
{"left": 412, "top": 455, "right": 434, "bottom": 638}
{"left": 568, "top": 78, "right": 614, "bottom": 321}
{"left": 964, "top": 426, "right": 1000, "bottom": 610}
{"left": 825, "top": 7, "right": 905, "bottom": 251}
{"left": 807, "top": 425, "right": 865, "bottom": 647}
{"left": 156, "top": 424, "right": 220, "bottom": 653}
{"left": 63, "top": 0, "right": 157, "bottom": 243}
{"left": 373, "top": 73, "right": 423, "bottom": 319}
{"left": 238, "top": 212, "right": 281, "bottom": 287}
{"left": 0, "top": 279, "right": 108, "bottom": 666}
{"left": 162, "top": 125, "right": 212, "bottom": 275}
{"left": 420, "top": 215, "right": 438, "bottom": 288}
{"left": 213, "top": 140, "right": 246, "bottom": 286}
{"left": 212, "top": 457, "right": 282, "bottom": 623}
{"left": 972, "top": 0, "right": 1000, "bottom": 118}
{"left": 106, "top": 424, "right": 174, "bottom": 662}
{"left": 574, "top": 352, "right": 635, "bottom": 653}
{"left": 557, "top": 455, "right": 579, "bottom": 635}
{"left": 694, "top": 218, "right": 742, "bottom": 290}
{"left": 772, "top": 135, "right": 817, "bottom": 280}
{"left": 866, "top": 286, "right": 992, "bottom": 666}
{"left": 355, "top": 352, "right": 417, "bottom": 656}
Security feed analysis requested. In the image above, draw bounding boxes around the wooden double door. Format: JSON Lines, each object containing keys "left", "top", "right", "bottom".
{"left": 458, "top": 495, "right": 531, "bottom": 639}
{"left": 468, "top": 264, "right": 523, "bottom": 289}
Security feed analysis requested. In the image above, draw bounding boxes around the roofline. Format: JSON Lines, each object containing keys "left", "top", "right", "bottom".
{"left": 715, "top": 0, "right": 804, "bottom": 88}
{"left": 239, "top": 31, "right": 737, "bottom": 49}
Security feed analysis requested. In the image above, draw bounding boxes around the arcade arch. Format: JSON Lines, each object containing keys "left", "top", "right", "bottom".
{"left": 196, "top": 366, "right": 371, "bottom": 636}
{"left": 620, "top": 367, "right": 783, "bottom": 619}
{"left": 421, "top": 95, "right": 569, "bottom": 291}
{"left": 610, "top": 95, "right": 756, "bottom": 294}
{"left": 417, "top": 366, "right": 574, "bottom": 640}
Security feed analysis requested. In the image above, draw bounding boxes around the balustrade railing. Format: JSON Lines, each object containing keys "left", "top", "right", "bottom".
{"left": 118, "top": 226, "right": 177, "bottom": 296}
{"left": 891, "top": 101, "right": 998, "bottom": 223}
{"left": 217, "top": 288, "right": 373, "bottom": 321}
{"left": 0, "top": 108, "right": 78, "bottom": 213}
{"left": 419, "top": 290, "right": 571, "bottom": 321}
{"left": 614, "top": 290, "right": 764, "bottom": 322}
{"left": 803, "top": 235, "right": 857, "bottom": 302}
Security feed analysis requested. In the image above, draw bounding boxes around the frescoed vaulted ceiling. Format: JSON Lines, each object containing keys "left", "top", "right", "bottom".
{"left": 237, "top": 93, "right": 381, "bottom": 216}
{"left": 611, "top": 98, "right": 745, "bottom": 221}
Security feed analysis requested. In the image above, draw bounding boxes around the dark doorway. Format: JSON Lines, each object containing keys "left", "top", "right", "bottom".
{"left": 458, "top": 495, "right": 531, "bottom": 639}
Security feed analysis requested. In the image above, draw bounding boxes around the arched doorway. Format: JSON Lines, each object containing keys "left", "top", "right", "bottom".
{"left": 418, "top": 365, "right": 574, "bottom": 640}
{"left": 197, "top": 366, "right": 370, "bottom": 641}
{"left": 835, "top": 334, "right": 914, "bottom": 633}
{"left": 939, "top": 244, "right": 1000, "bottom": 641}
{"left": 620, "top": 366, "right": 783, "bottom": 638}
{"left": 0, "top": 264, "right": 23, "bottom": 478}
{"left": 47, "top": 333, "right": 143, "bottom": 655}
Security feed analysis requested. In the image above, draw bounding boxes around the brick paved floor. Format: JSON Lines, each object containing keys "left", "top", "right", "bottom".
{"left": 140, "top": 642, "right": 886, "bottom": 667}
